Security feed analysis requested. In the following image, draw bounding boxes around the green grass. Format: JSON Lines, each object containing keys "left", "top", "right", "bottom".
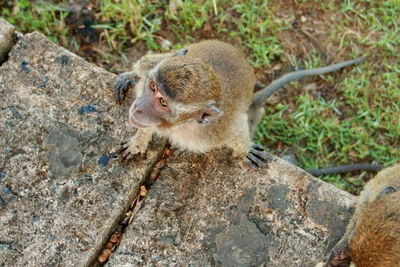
{"left": 256, "top": 0, "right": 400, "bottom": 192}
{"left": 2, "top": 0, "right": 399, "bottom": 193}
{"left": 2, "top": 0, "right": 70, "bottom": 47}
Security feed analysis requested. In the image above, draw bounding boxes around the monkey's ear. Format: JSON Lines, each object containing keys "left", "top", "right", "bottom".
{"left": 195, "top": 104, "right": 223, "bottom": 125}
{"left": 174, "top": 48, "right": 188, "bottom": 56}
{"left": 377, "top": 186, "right": 397, "bottom": 199}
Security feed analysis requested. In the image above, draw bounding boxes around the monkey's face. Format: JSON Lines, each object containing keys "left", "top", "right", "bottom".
{"left": 129, "top": 78, "right": 172, "bottom": 128}
{"left": 129, "top": 58, "right": 224, "bottom": 128}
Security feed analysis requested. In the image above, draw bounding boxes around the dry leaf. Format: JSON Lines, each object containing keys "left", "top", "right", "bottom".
{"left": 165, "top": 148, "right": 174, "bottom": 156}
{"left": 105, "top": 241, "right": 113, "bottom": 249}
{"left": 140, "top": 185, "right": 147, "bottom": 197}
{"left": 98, "top": 248, "right": 112, "bottom": 263}
{"left": 110, "top": 232, "right": 121, "bottom": 244}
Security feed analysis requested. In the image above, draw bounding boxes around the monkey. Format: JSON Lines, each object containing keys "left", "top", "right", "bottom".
{"left": 113, "top": 40, "right": 365, "bottom": 169}
{"left": 316, "top": 163, "right": 400, "bottom": 267}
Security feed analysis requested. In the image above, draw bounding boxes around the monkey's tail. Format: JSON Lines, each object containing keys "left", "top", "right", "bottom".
{"left": 306, "top": 163, "right": 382, "bottom": 176}
{"left": 251, "top": 57, "right": 366, "bottom": 108}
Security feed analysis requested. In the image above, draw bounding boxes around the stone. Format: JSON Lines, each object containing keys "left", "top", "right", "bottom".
{"left": 0, "top": 32, "right": 164, "bottom": 266}
{"left": 0, "top": 18, "right": 16, "bottom": 64}
{"left": 106, "top": 151, "right": 356, "bottom": 266}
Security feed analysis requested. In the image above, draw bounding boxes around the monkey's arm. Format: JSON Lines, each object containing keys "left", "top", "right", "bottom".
{"left": 116, "top": 128, "right": 154, "bottom": 161}
{"left": 251, "top": 57, "right": 365, "bottom": 108}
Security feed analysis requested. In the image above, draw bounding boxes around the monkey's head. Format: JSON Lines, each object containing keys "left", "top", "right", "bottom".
{"left": 130, "top": 54, "right": 223, "bottom": 129}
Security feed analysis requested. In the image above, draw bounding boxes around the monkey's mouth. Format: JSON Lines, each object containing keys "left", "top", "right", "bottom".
{"left": 130, "top": 116, "right": 151, "bottom": 128}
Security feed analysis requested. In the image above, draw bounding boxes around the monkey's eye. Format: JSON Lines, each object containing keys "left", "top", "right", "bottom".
{"left": 159, "top": 98, "right": 168, "bottom": 107}
{"left": 149, "top": 80, "right": 156, "bottom": 92}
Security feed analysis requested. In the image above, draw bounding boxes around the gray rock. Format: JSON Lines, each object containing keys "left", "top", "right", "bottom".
{"left": 107, "top": 151, "right": 356, "bottom": 267}
{"left": 0, "top": 32, "right": 163, "bottom": 266}
{"left": 0, "top": 18, "right": 15, "bottom": 64}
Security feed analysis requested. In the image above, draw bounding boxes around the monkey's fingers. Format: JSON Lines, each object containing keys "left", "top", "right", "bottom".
{"left": 114, "top": 139, "right": 134, "bottom": 162}
{"left": 121, "top": 148, "right": 136, "bottom": 161}
{"left": 114, "top": 76, "right": 135, "bottom": 103}
{"left": 245, "top": 144, "right": 271, "bottom": 169}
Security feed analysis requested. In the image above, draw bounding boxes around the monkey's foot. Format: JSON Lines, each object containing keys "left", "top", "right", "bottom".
{"left": 115, "top": 138, "right": 147, "bottom": 161}
{"left": 114, "top": 75, "right": 135, "bottom": 103}
{"left": 245, "top": 144, "right": 271, "bottom": 170}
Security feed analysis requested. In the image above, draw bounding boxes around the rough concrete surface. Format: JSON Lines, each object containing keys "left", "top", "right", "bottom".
{"left": 0, "top": 32, "right": 163, "bottom": 266}
{"left": 0, "top": 18, "right": 16, "bottom": 64}
{"left": 107, "top": 151, "right": 356, "bottom": 267}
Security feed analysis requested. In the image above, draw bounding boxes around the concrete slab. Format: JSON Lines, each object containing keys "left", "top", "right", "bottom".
{"left": 0, "top": 32, "right": 163, "bottom": 266}
{"left": 106, "top": 151, "right": 356, "bottom": 266}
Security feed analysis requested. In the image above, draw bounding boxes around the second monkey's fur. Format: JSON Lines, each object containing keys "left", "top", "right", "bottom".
{"left": 319, "top": 164, "right": 400, "bottom": 267}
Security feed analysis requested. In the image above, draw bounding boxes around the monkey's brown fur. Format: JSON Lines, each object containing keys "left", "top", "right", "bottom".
{"left": 156, "top": 41, "right": 255, "bottom": 157}
{"left": 114, "top": 40, "right": 364, "bottom": 168}
{"left": 116, "top": 40, "right": 261, "bottom": 165}
{"left": 350, "top": 191, "right": 400, "bottom": 267}
{"left": 321, "top": 164, "right": 400, "bottom": 267}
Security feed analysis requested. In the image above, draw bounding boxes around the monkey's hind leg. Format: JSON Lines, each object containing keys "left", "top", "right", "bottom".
{"left": 229, "top": 113, "right": 271, "bottom": 169}
{"left": 116, "top": 128, "right": 154, "bottom": 161}
{"left": 246, "top": 143, "right": 272, "bottom": 169}
{"left": 114, "top": 70, "right": 138, "bottom": 103}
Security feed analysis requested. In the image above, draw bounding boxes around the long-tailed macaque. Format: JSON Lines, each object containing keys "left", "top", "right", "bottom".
{"left": 114, "top": 40, "right": 364, "bottom": 169}
{"left": 317, "top": 164, "right": 400, "bottom": 267}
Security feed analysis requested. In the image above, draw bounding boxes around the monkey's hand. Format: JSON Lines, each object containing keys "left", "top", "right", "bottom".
{"left": 114, "top": 71, "right": 137, "bottom": 103}
{"left": 245, "top": 144, "right": 272, "bottom": 170}
{"left": 325, "top": 243, "right": 351, "bottom": 267}
{"left": 116, "top": 129, "right": 153, "bottom": 161}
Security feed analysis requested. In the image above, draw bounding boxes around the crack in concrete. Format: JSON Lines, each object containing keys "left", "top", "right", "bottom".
{"left": 85, "top": 141, "right": 168, "bottom": 267}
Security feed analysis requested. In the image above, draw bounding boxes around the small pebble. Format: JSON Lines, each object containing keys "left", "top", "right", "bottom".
{"left": 9, "top": 107, "right": 22, "bottom": 118}
{"left": 40, "top": 76, "right": 49, "bottom": 88}
{"left": 21, "top": 61, "right": 30, "bottom": 73}
{"left": 32, "top": 216, "right": 41, "bottom": 226}
{"left": 60, "top": 55, "right": 69, "bottom": 65}
{"left": 2, "top": 187, "right": 11, "bottom": 194}
{"left": 78, "top": 105, "right": 97, "bottom": 115}
{"left": 56, "top": 55, "right": 70, "bottom": 65}
{"left": 98, "top": 155, "right": 111, "bottom": 167}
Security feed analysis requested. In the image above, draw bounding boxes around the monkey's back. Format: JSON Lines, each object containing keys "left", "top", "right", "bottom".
{"left": 350, "top": 191, "right": 400, "bottom": 267}
{"left": 185, "top": 40, "right": 256, "bottom": 113}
